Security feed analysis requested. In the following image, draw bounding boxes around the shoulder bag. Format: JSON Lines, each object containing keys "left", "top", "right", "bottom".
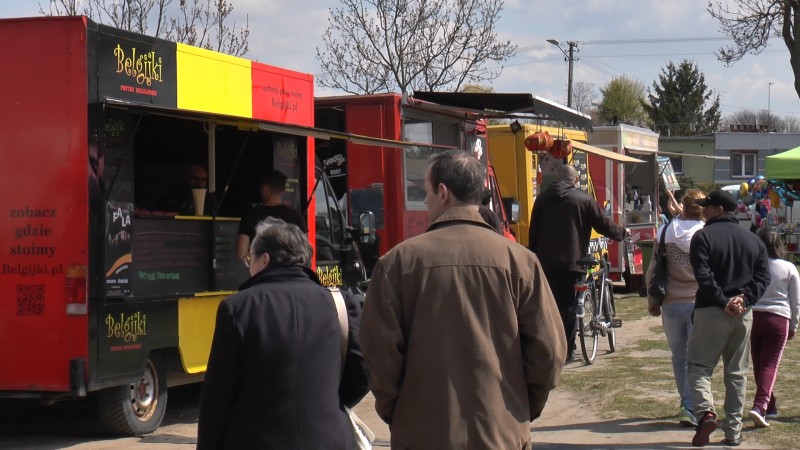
{"left": 329, "top": 287, "right": 375, "bottom": 450}
{"left": 647, "top": 223, "right": 670, "bottom": 304}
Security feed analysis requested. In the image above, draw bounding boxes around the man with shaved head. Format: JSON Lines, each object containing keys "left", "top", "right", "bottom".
{"left": 529, "top": 163, "right": 629, "bottom": 362}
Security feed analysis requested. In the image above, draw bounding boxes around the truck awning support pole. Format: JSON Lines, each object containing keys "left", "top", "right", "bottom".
{"left": 217, "top": 131, "right": 251, "bottom": 211}
{"left": 208, "top": 121, "right": 217, "bottom": 217}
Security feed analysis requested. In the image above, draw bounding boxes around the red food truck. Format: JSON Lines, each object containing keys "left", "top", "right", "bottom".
{"left": 0, "top": 16, "right": 381, "bottom": 435}
{"left": 315, "top": 93, "right": 515, "bottom": 271}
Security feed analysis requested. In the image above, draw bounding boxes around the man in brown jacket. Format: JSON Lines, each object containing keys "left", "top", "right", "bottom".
{"left": 360, "top": 150, "right": 567, "bottom": 449}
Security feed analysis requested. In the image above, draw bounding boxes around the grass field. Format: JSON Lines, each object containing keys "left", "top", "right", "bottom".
{"left": 560, "top": 293, "right": 799, "bottom": 449}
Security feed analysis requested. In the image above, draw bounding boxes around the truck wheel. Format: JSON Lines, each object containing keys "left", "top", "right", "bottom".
{"left": 97, "top": 357, "right": 167, "bottom": 436}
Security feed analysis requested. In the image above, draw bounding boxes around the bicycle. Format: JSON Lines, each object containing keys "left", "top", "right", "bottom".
{"left": 574, "top": 238, "right": 622, "bottom": 365}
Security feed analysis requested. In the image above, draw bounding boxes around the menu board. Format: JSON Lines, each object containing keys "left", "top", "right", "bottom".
{"left": 213, "top": 220, "right": 250, "bottom": 290}
{"left": 570, "top": 151, "right": 590, "bottom": 193}
{"left": 131, "top": 218, "right": 211, "bottom": 296}
{"left": 274, "top": 135, "right": 303, "bottom": 209}
{"left": 657, "top": 156, "right": 681, "bottom": 191}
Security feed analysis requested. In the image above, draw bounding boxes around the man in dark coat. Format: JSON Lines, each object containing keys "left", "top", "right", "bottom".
{"left": 688, "top": 189, "right": 770, "bottom": 447}
{"left": 528, "top": 164, "right": 627, "bottom": 362}
{"left": 198, "top": 217, "right": 369, "bottom": 450}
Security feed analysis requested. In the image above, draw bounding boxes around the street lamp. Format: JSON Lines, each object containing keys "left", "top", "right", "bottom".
{"left": 547, "top": 39, "right": 578, "bottom": 108}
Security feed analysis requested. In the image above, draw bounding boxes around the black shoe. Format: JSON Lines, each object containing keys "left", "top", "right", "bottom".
{"left": 565, "top": 351, "right": 575, "bottom": 363}
{"left": 722, "top": 436, "right": 742, "bottom": 447}
{"left": 692, "top": 412, "right": 717, "bottom": 447}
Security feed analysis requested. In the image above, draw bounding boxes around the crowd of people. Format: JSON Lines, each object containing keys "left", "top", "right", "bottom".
{"left": 646, "top": 188, "right": 798, "bottom": 447}
{"left": 192, "top": 150, "right": 798, "bottom": 449}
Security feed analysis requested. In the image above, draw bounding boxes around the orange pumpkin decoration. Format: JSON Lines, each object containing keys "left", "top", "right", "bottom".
{"left": 550, "top": 139, "right": 573, "bottom": 159}
{"left": 524, "top": 131, "right": 554, "bottom": 152}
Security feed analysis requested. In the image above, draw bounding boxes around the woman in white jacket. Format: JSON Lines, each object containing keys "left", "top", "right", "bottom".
{"left": 646, "top": 189, "right": 705, "bottom": 427}
{"left": 748, "top": 227, "right": 800, "bottom": 427}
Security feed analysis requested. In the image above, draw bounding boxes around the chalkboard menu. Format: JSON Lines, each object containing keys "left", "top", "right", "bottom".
{"left": 131, "top": 218, "right": 211, "bottom": 296}
{"left": 213, "top": 220, "right": 250, "bottom": 290}
{"left": 101, "top": 109, "right": 137, "bottom": 203}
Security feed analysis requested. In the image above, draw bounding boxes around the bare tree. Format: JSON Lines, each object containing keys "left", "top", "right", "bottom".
{"left": 708, "top": 1, "right": 800, "bottom": 100}
{"left": 40, "top": 0, "right": 81, "bottom": 15}
{"left": 39, "top": 0, "right": 249, "bottom": 57}
{"left": 720, "top": 109, "right": 800, "bottom": 132}
{"left": 316, "top": 0, "right": 517, "bottom": 94}
{"left": 571, "top": 81, "right": 598, "bottom": 114}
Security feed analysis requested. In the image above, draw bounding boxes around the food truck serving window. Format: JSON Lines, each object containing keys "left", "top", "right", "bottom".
{"left": 404, "top": 122, "right": 435, "bottom": 209}
{"left": 96, "top": 106, "right": 307, "bottom": 298}
{"left": 403, "top": 118, "right": 460, "bottom": 209}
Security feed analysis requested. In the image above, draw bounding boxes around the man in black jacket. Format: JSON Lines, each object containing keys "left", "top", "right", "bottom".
{"left": 688, "top": 189, "right": 770, "bottom": 447}
{"left": 529, "top": 164, "right": 628, "bottom": 362}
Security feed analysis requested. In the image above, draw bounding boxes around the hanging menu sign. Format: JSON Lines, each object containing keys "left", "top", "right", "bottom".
{"left": 657, "top": 156, "right": 681, "bottom": 191}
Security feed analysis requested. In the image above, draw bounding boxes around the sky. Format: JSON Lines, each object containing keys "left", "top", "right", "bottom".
{"left": 4, "top": 0, "right": 800, "bottom": 121}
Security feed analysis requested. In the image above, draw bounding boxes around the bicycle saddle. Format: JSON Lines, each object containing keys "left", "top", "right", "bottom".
{"left": 576, "top": 255, "right": 600, "bottom": 267}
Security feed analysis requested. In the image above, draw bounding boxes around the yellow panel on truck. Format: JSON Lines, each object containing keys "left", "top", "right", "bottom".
{"left": 488, "top": 124, "right": 588, "bottom": 246}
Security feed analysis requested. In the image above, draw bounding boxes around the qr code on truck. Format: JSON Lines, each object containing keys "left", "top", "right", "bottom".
{"left": 17, "top": 285, "right": 45, "bottom": 316}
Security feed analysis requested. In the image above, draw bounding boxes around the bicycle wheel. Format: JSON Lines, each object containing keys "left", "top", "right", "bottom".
{"left": 602, "top": 281, "right": 617, "bottom": 353}
{"left": 578, "top": 290, "right": 598, "bottom": 365}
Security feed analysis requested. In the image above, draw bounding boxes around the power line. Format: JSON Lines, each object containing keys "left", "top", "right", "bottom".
{"left": 584, "top": 37, "right": 732, "bottom": 45}
{"left": 514, "top": 36, "right": 732, "bottom": 54}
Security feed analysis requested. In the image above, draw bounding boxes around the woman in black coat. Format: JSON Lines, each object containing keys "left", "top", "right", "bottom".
{"left": 197, "top": 217, "right": 369, "bottom": 450}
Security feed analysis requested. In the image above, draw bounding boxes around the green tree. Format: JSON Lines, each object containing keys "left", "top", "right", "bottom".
{"left": 708, "top": 1, "right": 800, "bottom": 100}
{"left": 644, "top": 60, "right": 721, "bottom": 136}
{"left": 597, "top": 76, "right": 650, "bottom": 127}
{"left": 40, "top": 0, "right": 249, "bottom": 56}
{"left": 316, "top": 0, "right": 516, "bottom": 94}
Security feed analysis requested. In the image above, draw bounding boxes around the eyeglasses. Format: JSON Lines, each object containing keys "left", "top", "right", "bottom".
{"left": 242, "top": 253, "right": 258, "bottom": 268}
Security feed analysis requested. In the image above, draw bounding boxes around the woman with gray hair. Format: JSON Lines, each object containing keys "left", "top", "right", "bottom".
{"left": 198, "top": 217, "right": 369, "bottom": 449}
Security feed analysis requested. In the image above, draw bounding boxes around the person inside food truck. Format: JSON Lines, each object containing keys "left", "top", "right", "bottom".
{"left": 156, "top": 164, "right": 212, "bottom": 215}
{"left": 236, "top": 169, "right": 308, "bottom": 260}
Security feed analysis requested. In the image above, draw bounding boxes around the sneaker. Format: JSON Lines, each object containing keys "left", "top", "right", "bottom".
{"left": 679, "top": 406, "right": 698, "bottom": 427}
{"left": 692, "top": 412, "right": 718, "bottom": 447}
{"left": 723, "top": 435, "right": 742, "bottom": 447}
{"left": 749, "top": 409, "right": 770, "bottom": 427}
{"left": 765, "top": 405, "right": 778, "bottom": 420}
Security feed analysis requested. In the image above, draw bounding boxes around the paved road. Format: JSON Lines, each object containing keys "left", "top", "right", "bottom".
{"left": 0, "top": 385, "right": 392, "bottom": 449}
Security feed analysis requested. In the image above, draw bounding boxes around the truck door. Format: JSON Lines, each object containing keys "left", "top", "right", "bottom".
{"left": 313, "top": 168, "right": 367, "bottom": 291}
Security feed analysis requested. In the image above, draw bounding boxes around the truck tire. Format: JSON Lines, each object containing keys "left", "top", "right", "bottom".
{"left": 97, "top": 357, "right": 167, "bottom": 436}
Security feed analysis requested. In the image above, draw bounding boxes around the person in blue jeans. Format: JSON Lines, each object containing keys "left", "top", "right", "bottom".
{"left": 646, "top": 189, "right": 705, "bottom": 427}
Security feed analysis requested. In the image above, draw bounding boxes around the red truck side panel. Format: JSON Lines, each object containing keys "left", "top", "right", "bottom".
{"left": 344, "top": 99, "right": 406, "bottom": 255}
{"left": 0, "top": 17, "right": 90, "bottom": 392}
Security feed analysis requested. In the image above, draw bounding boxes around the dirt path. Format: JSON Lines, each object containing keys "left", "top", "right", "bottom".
{"left": 354, "top": 313, "right": 770, "bottom": 449}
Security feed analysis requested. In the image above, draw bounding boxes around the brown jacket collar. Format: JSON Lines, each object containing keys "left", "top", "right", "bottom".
{"left": 427, "top": 205, "right": 496, "bottom": 233}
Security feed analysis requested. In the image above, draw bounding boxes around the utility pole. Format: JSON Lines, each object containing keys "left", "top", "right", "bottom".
{"left": 768, "top": 82, "right": 774, "bottom": 131}
{"left": 547, "top": 39, "right": 578, "bottom": 108}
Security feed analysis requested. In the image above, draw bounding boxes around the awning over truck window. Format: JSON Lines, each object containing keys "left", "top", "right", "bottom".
{"left": 258, "top": 122, "right": 457, "bottom": 150}
{"left": 104, "top": 97, "right": 452, "bottom": 150}
{"left": 625, "top": 146, "right": 729, "bottom": 160}
{"left": 572, "top": 141, "right": 644, "bottom": 163}
{"left": 410, "top": 92, "right": 593, "bottom": 132}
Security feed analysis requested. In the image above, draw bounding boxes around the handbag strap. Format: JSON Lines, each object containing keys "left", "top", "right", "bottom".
{"left": 658, "top": 222, "right": 669, "bottom": 256}
{"left": 328, "top": 287, "right": 348, "bottom": 369}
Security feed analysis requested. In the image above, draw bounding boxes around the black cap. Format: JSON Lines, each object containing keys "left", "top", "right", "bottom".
{"left": 695, "top": 189, "right": 737, "bottom": 211}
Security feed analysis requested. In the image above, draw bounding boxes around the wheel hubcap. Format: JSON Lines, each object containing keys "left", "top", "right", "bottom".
{"left": 129, "top": 360, "right": 158, "bottom": 421}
